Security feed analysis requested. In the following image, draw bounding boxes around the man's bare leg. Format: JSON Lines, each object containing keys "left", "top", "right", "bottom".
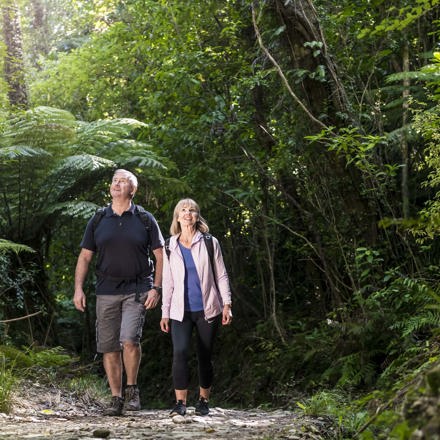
{"left": 103, "top": 351, "right": 123, "bottom": 396}
{"left": 122, "top": 342, "right": 141, "bottom": 385}
{"left": 122, "top": 342, "right": 142, "bottom": 411}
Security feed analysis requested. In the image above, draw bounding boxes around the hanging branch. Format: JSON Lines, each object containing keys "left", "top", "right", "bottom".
{"left": 251, "top": 2, "right": 328, "bottom": 130}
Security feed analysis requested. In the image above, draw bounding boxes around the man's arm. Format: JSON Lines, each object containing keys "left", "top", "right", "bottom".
{"left": 73, "top": 248, "right": 94, "bottom": 312}
{"left": 152, "top": 247, "right": 163, "bottom": 289}
{"left": 144, "top": 247, "right": 163, "bottom": 310}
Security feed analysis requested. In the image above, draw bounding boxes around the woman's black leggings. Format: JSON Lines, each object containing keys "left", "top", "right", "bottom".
{"left": 171, "top": 311, "right": 221, "bottom": 390}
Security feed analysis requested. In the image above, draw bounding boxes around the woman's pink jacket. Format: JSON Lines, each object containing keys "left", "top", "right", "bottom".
{"left": 161, "top": 231, "right": 232, "bottom": 322}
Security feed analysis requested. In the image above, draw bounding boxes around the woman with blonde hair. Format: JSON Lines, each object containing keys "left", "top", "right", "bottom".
{"left": 160, "top": 198, "right": 232, "bottom": 416}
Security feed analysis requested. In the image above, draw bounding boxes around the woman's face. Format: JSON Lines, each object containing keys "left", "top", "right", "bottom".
{"left": 177, "top": 204, "right": 199, "bottom": 228}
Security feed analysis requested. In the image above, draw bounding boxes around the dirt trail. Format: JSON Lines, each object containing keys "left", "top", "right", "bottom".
{"left": 0, "top": 381, "right": 336, "bottom": 439}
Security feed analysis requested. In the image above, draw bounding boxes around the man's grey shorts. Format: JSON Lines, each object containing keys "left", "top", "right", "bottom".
{"left": 96, "top": 292, "right": 149, "bottom": 353}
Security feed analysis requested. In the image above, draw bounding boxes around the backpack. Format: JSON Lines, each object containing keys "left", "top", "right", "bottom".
{"left": 165, "top": 233, "right": 219, "bottom": 291}
{"left": 92, "top": 204, "right": 153, "bottom": 250}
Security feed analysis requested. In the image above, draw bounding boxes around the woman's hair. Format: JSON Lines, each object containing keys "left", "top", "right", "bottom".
{"left": 170, "top": 198, "right": 209, "bottom": 235}
{"left": 113, "top": 169, "right": 138, "bottom": 199}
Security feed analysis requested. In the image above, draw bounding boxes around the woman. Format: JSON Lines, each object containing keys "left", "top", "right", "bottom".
{"left": 160, "top": 198, "right": 232, "bottom": 417}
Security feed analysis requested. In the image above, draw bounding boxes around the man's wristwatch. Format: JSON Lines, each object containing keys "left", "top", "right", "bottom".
{"left": 152, "top": 285, "right": 162, "bottom": 294}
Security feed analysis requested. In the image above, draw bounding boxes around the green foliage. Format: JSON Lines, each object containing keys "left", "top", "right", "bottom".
{"left": 297, "top": 390, "right": 370, "bottom": 437}
{"left": 4, "top": 3, "right": 440, "bottom": 436}
{"left": 0, "top": 344, "right": 105, "bottom": 414}
{"left": 0, "top": 345, "right": 73, "bottom": 371}
{"left": 0, "top": 345, "right": 33, "bottom": 369}
{"left": 0, "top": 252, "right": 40, "bottom": 344}
{"left": 357, "top": 0, "right": 440, "bottom": 39}
{"left": 296, "top": 390, "right": 344, "bottom": 416}
{"left": 0, "top": 355, "right": 16, "bottom": 414}
{"left": 26, "top": 346, "right": 73, "bottom": 369}
{"left": 409, "top": 53, "right": 440, "bottom": 241}
{"left": 66, "top": 374, "right": 108, "bottom": 404}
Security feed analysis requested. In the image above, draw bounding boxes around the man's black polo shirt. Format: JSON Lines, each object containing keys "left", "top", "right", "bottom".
{"left": 80, "top": 203, "right": 164, "bottom": 295}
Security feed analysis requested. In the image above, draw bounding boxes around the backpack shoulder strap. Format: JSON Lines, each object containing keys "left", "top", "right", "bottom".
{"left": 202, "top": 233, "right": 214, "bottom": 267}
{"left": 92, "top": 207, "right": 106, "bottom": 232}
{"left": 164, "top": 234, "right": 217, "bottom": 271}
{"left": 134, "top": 205, "right": 152, "bottom": 231}
{"left": 164, "top": 237, "right": 171, "bottom": 259}
{"left": 134, "top": 205, "right": 154, "bottom": 250}
{"left": 203, "top": 233, "right": 219, "bottom": 292}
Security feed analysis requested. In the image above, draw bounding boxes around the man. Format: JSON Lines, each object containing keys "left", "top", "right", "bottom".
{"left": 73, "top": 169, "right": 164, "bottom": 416}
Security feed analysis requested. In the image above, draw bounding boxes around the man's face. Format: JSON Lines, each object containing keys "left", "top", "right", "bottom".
{"left": 110, "top": 172, "right": 133, "bottom": 200}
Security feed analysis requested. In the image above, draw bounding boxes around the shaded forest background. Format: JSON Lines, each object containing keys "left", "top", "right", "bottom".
{"left": 2, "top": 0, "right": 440, "bottom": 437}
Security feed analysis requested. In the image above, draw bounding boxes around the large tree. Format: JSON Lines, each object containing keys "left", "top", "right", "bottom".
{"left": 2, "top": 0, "right": 28, "bottom": 106}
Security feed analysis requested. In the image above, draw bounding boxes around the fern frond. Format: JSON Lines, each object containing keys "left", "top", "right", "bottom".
{"left": 1, "top": 106, "right": 77, "bottom": 149}
{"left": 45, "top": 201, "right": 101, "bottom": 219}
{"left": 391, "top": 311, "right": 440, "bottom": 336}
{"left": 58, "top": 154, "right": 115, "bottom": 171}
{"left": 0, "top": 239, "right": 35, "bottom": 254}
{"left": 337, "top": 354, "right": 377, "bottom": 387}
{"left": 121, "top": 155, "right": 167, "bottom": 169}
{"left": 112, "top": 118, "right": 148, "bottom": 130}
{"left": 0, "top": 146, "right": 51, "bottom": 160}
{"left": 39, "top": 155, "right": 116, "bottom": 204}
{"left": 74, "top": 118, "right": 147, "bottom": 153}
{"left": 385, "top": 70, "right": 435, "bottom": 83}
{"left": 103, "top": 140, "right": 166, "bottom": 168}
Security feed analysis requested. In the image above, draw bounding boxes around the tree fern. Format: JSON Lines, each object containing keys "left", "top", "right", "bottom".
{"left": 1, "top": 106, "right": 77, "bottom": 151}
{"left": 73, "top": 118, "right": 147, "bottom": 153}
{"left": 0, "top": 106, "right": 167, "bottom": 242}
{"left": 0, "top": 105, "right": 170, "bottom": 337}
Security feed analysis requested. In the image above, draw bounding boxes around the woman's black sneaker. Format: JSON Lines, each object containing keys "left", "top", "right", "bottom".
{"left": 195, "top": 397, "right": 209, "bottom": 415}
{"left": 170, "top": 400, "right": 186, "bottom": 416}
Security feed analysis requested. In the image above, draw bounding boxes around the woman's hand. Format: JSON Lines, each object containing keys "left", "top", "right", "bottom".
{"left": 160, "top": 317, "right": 170, "bottom": 333}
{"left": 222, "top": 305, "right": 232, "bottom": 325}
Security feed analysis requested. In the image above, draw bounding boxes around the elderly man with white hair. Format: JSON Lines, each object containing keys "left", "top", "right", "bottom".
{"left": 74, "top": 169, "right": 164, "bottom": 416}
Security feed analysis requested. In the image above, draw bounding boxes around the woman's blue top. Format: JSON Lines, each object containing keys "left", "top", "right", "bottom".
{"left": 179, "top": 242, "right": 204, "bottom": 312}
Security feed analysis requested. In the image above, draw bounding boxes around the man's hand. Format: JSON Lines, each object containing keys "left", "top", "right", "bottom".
{"left": 144, "top": 288, "right": 160, "bottom": 309}
{"left": 73, "top": 289, "right": 86, "bottom": 312}
{"left": 73, "top": 249, "right": 93, "bottom": 313}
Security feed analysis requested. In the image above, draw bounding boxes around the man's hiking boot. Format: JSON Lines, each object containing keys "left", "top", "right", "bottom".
{"left": 195, "top": 397, "right": 210, "bottom": 416}
{"left": 103, "top": 396, "right": 124, "bottom": 416}
{"left": 123, "top": 385, "right": 141, "bottom": 411}
{"left": 170, "top": 400, "right": 186, "bottom": 417}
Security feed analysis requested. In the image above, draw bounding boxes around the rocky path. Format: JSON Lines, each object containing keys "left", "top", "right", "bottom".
{"left": 0, "top": 382, "right": 337, "bottom": 439}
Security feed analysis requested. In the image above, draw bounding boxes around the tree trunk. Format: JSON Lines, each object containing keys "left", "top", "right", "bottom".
{"left": 272, "top": 0, "right": 353, "bottom": 124}
{"left": 2, "top": 0, "right": 28, "bottom": 107}
{"left": 251, "top": 0, "right": 379, "bottom": 309}
{"left": 401, "top": 39, "right": 410, "bottom": 219}
{"left": 31, "top": 0, "right": 49, "bottom": 60}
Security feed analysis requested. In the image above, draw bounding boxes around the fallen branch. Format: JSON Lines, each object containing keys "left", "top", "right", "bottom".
{"left": 0, "top": 310, "right": 43, "bottom": 323}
